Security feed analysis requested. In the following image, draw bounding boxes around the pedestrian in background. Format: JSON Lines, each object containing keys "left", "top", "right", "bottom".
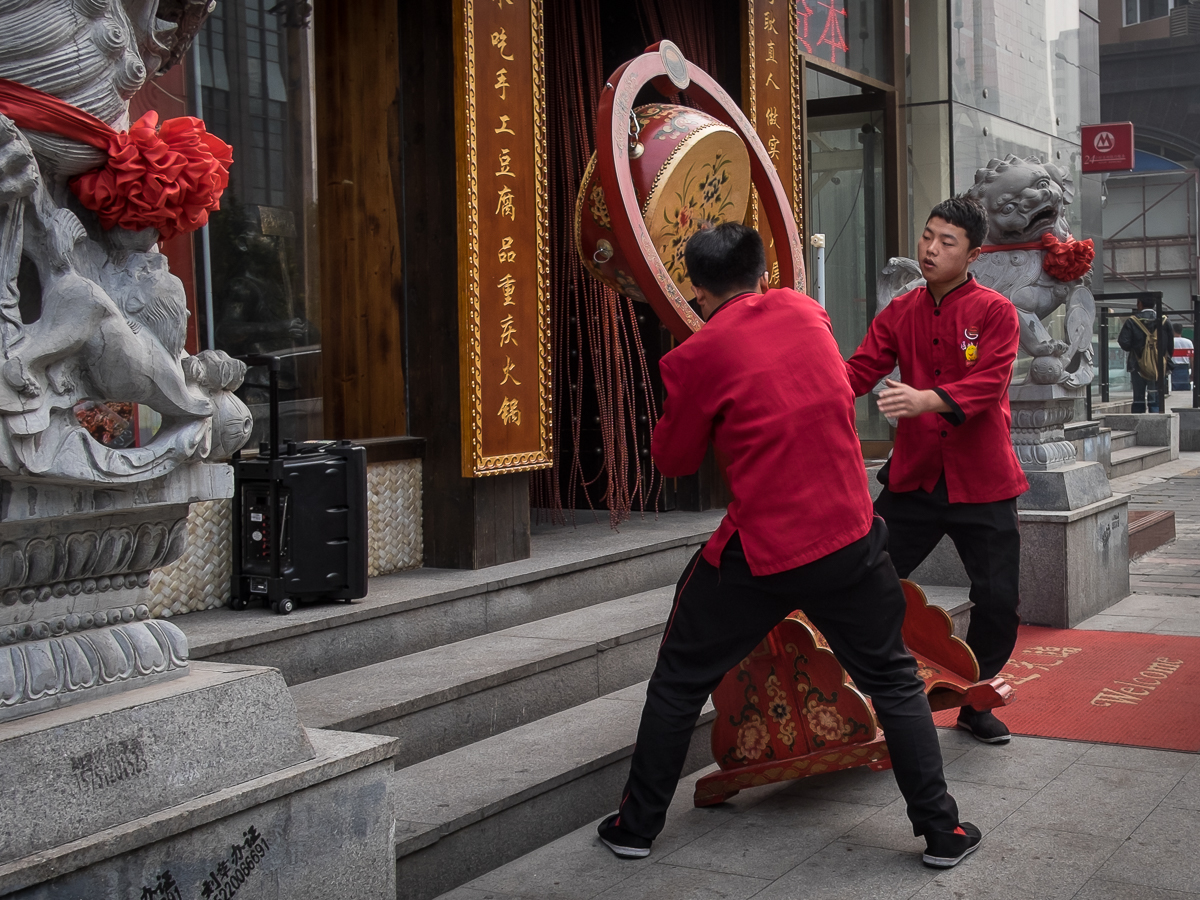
{"left": 1172, "top": 322, "right": 1193, "bottom": 393}
{"left": 1118, "top": 298, "right": 1173, "bottom": 413}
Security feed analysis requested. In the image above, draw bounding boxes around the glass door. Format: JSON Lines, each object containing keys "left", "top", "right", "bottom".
{"left": 806, "top": 71, "right": 888, "bottom": 443}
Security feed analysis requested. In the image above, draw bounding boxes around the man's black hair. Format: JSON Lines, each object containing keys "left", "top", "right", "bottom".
{"left": 1174, "top": 322, "right": 1184, "bottom": 334}
{"left": 684, "top": 222, "right": 766, "bottom": 297}
{"left": 927, "top": 196, "right": 989, "bottom": 250}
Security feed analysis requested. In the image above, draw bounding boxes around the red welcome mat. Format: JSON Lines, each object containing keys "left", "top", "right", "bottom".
{"left": 931, "top": 626, "right": 1200, "bottom": 752}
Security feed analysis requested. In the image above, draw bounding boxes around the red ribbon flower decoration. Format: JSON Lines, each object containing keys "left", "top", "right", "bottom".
{"left": 1039, "top": 232, "right": 1095, "bottom": 283}
{"left": 71, "top": 112, "right": 232, "bottom": 239}
{"left": 979, "top": 231, "right": 1096, "bottom": 283}
{"left": 0, "top": 78, "right": 232, "bottom": 240}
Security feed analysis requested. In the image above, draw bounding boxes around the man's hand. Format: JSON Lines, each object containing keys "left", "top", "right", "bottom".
{"left": 876, "top": 379, "right": 950, "bottom": 419}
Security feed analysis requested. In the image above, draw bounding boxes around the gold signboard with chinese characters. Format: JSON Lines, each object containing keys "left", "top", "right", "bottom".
{"left": 744, "top": 0, "right": 803, "bottom": 290}
{"left": 454, "top": 0, "right": 551, "bottom": 477}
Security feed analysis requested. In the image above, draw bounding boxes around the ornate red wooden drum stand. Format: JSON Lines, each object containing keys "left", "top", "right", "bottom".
{"left": 582, "top": 44, "right": 1013, "bottom": 808}
{"left": 695, "top": 581, "right": 1012, "bottom": 806}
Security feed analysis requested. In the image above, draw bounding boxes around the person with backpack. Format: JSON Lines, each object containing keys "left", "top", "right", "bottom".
{"left": 1118, "top": 299, "right": 1173, "bottom": 413}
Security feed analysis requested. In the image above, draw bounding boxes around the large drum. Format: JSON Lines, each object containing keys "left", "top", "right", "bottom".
{"left": 575, "top": 103, "right": 752, "bottom": 303}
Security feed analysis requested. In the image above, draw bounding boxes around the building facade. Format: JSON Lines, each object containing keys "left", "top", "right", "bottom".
{"left": 128, "top": 0, "right": 1102, "bottom": 606}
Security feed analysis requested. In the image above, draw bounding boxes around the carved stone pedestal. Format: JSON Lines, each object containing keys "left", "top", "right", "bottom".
{"left": 0, "top": 663, "right": 398, "bottom": 899}
{"left": 1009, "top": 382, "right": 1131, "bottom": 627}
{"left": 1018, "top": 496, "right": 1131, "bottom": 627}
{"left": 0, "top": 463, "right": 232, "bottom": 723}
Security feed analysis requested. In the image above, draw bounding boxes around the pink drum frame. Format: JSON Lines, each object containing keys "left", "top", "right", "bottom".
{"left": 595, "top": 41, "right": 805, "bottom": 342}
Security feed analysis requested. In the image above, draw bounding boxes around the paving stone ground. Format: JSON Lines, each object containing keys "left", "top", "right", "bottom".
{"left": 437, "top": 453, "right": 1200, "bottom": 900}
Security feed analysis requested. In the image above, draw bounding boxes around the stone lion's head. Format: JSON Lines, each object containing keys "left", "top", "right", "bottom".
{"left": 966, "top": 155, "right": 1073, "bottom": 246}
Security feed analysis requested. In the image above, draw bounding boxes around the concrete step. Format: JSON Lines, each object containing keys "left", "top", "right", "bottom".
{"left": 1093, "top": 399, "right": 1134, "bottom": 416}
{"left": 1109, "top": 429, "right": 1139, "bottom": 452}
{"left": 291, "top": 588, "right": 674, "bottom": 768}
{"left": 175, "top": 510, "right": 722, "bottom": 685}
{"left": 391, "top": 681, "right": 715, "bottom": 900}
{"left": 1109, "top": 445, "right": 1174, "bottom": 479}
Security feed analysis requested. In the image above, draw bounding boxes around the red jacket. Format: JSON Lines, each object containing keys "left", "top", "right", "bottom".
{"left": 845, "top": 277, "right": 1028, "bottom": 503}
{"left": 652, "top": 288, "right": 875, "bottom": 576}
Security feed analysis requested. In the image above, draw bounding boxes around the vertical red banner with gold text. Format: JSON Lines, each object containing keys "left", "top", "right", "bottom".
{"left": 454, "top": 0, "right": 551, "bottom": 477}
{"left": 744, "top": 0, "right": 803, "bottom": 290}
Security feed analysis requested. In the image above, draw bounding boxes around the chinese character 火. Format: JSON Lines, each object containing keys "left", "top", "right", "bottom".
{"left": 495, "top": 115, "right": 515, "bottom": 135}
{"left": 765, "top": 106, "right": 779, "bottom": 127}
{"left": 500, "top": 314, "right": 518, "bottom": 346}
{"left": 491, "top": 28, "right": 514, "bottom": 61}
{"left": 496, "top": 147, "right": 515, "bottom": 178}
{"left": 498, "top": 236, "right": 516, "bottom": 263}
{"left": 501, "top": 356, "right": 521, "bottom": 386}
{"left": 495, "top": 67, "right": 510, "bottom": 100}
{"left": 498, "top": 397, "right": 521, "bottom": 425}
{"left": 496, "top": 185, "right": 516, "bottom": 219}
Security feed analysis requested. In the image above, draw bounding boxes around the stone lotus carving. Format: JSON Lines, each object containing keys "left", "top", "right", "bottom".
{"left": 0, "top": 516, "right": 186, "bottom": 610}
{"left": 0, "top": 607, "right": 188, "bottom": 721}
{"left": 0, "top": 0, "right": 250, "bottom": 486}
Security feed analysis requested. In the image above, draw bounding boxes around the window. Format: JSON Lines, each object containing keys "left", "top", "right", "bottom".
{"left": 195, "top": 1, "right": 323, "bottom": 446}
{"left": 1125, "top": 0, "right": 1173, "bottom": 26}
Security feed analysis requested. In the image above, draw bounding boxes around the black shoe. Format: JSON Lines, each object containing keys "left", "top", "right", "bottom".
{"left": 957, "top": 707, "right": 1011, "bottom": 744}
{"left": 597, "top": 813, "right": 652, "bottom": 859}
{"left": 923, "top": 822, "right": 982, "bottom": 868}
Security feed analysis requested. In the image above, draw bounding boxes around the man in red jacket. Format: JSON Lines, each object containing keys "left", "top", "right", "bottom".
{"left": 597, "top": 223, "right": 980, "bottom": 869}
{"left": 846, "top": 197, "right": 1027, "bottom": 745}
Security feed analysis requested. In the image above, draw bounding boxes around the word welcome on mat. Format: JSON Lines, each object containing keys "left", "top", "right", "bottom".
{"left": 931, "top": 626, "right": 1200, "bottom": 752}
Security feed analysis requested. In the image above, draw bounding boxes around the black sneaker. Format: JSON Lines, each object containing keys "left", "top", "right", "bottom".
{"left": 957, "top": 707, "right": 1011, "bottom": 744}
{"left": 597, "top": 813, "right": 652, "bottom": 859}
{"left": 923, "top": 822, "right": 982, "bottom": 868}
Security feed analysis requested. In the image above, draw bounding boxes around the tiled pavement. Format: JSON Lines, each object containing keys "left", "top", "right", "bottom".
{"left": 437, "top": 455, "right": 1200, "bottom": 900}
{"left": 1080, "top": 451, "right": 1200, "bottom": 633}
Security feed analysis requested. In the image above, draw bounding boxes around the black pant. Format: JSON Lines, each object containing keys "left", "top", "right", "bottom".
{"left": 874, "top": 477, "right": 1021, "bottom": 681}
{"left": 1131, "top": 369, "right": 1164, "bottom": 413}
{"left": 616, "top": 521, "right": 958, "bottom": 841}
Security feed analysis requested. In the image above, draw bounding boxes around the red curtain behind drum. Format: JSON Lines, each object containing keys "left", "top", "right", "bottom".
{"left": 534, "top": 0, "right": 719, "bottom": 524}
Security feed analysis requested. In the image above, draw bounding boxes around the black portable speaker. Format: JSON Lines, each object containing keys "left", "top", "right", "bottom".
{"left": 230, "top": 355, "right": 368, "bottom": 614}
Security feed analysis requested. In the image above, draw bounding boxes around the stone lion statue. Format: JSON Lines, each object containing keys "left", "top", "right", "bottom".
{"left": 877, "top": 155, "right": 1096, "bottom": 389}
{"left": 0, "top": 0, "right": 252, "bottom": 483}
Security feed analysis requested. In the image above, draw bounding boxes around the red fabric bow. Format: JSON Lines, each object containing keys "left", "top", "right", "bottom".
{"left": 1039, "top": 232, "right": 1094, "bottom": 282}
{"left": 0, "top": 78, "right": 232, "bottom": 240}
{"left": 979, "top": 232, "right": 1095, "bottom": 283}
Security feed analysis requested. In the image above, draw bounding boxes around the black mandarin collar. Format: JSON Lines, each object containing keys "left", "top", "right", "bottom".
{"left": 705, "top": 291, "right": 757, "bottom": 323}
{"left": 925, "top": 274, "right": 976, "bottom": 308}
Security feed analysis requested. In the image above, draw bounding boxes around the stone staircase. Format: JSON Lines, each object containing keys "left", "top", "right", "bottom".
{"left": 1108, "top": 427, "right": 1173, "bottom": 477}
{"left": 175, "top": 509, "right": 972, "bottom": 900}
{"left": 177, "top": 512, "right": 720, "bottom": 900}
